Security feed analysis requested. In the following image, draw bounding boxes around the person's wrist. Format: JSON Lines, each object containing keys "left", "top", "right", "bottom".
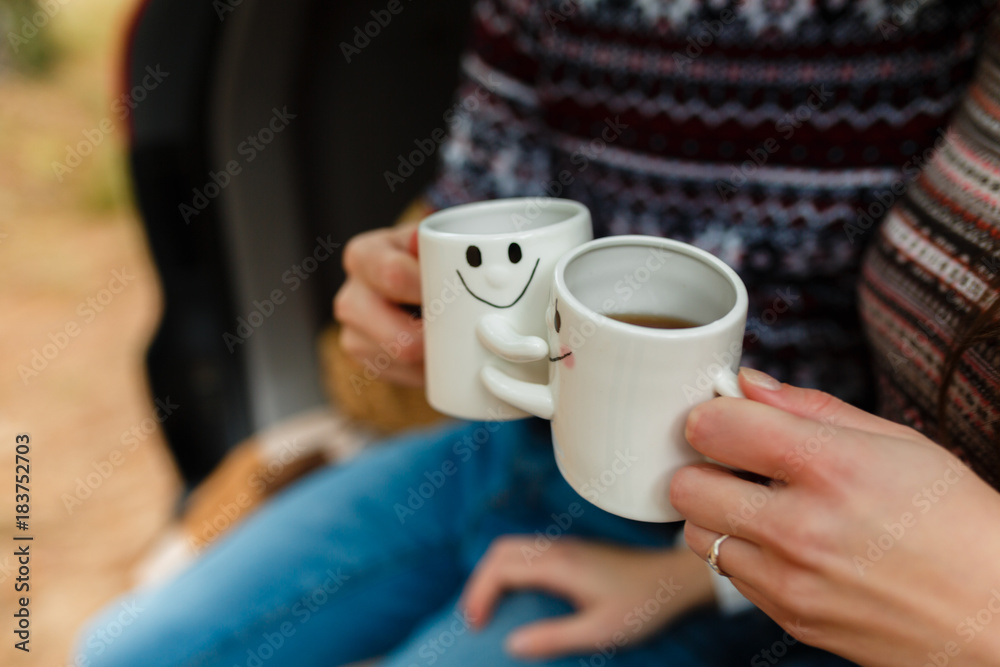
{"left": 659, "top": 546, "right": 715, "bottom": 612}
{"left": 614, "top": 547, "right": 715, "bottom": 642}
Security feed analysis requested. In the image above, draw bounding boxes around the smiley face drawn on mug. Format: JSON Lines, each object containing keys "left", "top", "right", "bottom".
{"left": 548, "top": 299, "right": 574, "bottom": 367}
{"left": 456, "top": 241, "right": 540, "bottom": 309}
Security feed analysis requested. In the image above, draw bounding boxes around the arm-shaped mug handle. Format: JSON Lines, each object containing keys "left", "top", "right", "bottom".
{"left": 476, "top": 314, "right": 549, "bottom": 363}
{"left": 480, "top": 366, "right": 555, "bottom": 420}
{"left": 482, "top": 363, "right": 743, "bottom": 423}
{"left": 712, "top": 366, "right": 745, "bottom": 399}
{"left": 477, "top": 314, "right": 554, "bottom": 418}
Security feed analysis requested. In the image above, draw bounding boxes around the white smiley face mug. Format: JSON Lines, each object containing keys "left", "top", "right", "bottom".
{"left": 418, "top": 198, "right": 593, "bottom": 421}
{"left": 480, "top": 236, "right": 749, "bottom": 522}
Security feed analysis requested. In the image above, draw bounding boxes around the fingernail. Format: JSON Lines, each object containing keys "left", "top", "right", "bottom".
{"left": 684, "top": 404, "right": 703, "bottom": 443}
{"left": 740, "top": 367, "right": 782, "bottom": 391}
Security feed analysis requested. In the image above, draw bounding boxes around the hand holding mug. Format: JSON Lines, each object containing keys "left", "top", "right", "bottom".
{"left": 481, "top": 236, "right": 749, "bottom": 522}
{"left": 673, "top": 376, "right": 1000, "bottom": 666}
{"left": 334, "top": 223, "right": 426, "bottom": 387}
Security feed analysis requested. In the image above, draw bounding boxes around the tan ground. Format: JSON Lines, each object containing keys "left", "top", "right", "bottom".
{"left": 0, "top": 1, "right": 181, "bottom": 664}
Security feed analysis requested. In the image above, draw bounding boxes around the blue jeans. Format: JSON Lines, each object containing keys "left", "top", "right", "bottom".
{"left": 71, "top": 419, "right": 855, "bottom": 666}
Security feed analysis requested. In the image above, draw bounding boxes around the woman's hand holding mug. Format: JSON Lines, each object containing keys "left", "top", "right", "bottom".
{"left": 673, "top": 375, "right": 1000, "bottom": 666}
{"left": 334, "top": 222, "right": 426, "bottom": 387}
{"left": 480, "top": 236, "right": 749, "bottom": 522}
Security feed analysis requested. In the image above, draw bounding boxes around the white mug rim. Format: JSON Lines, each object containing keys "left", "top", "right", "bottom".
{"left": 419, "top": 198, "right": 590, "bottom": 240}
{"left": 554, "top": 235, "right": 749, "bottom": 340}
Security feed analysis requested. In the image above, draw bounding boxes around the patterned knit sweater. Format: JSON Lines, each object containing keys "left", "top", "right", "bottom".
{"left": 424, "top": 0, "right": 994, "bottom": 410}
{"left": 860, "top": 9, "right": 1000, "bottom": 490}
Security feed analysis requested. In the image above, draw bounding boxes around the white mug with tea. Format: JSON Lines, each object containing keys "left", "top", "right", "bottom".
{"left": 418, "top": 198, "right": 592, "bottom": 421}
{"left": 480, "top": 236, "right": 749, "bottom": 522}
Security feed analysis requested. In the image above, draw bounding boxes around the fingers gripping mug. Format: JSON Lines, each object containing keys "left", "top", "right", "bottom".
{"left": 480, "top": 236, "right": 749, "bottom": 522}
{"left": 418, "top": 198, "right": 593, "bottom": 421}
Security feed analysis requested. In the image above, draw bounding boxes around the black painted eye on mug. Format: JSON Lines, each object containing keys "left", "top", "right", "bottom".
{"left": 466, "top": 245, "right": 482, "bottom": 267}
{"left": 508, "top": 243, "right": 522, "bottom": 264}
{"left": 554, "top": 300, "right": 562, "bottom": 333}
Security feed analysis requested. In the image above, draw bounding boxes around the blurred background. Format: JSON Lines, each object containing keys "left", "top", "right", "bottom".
{"left": 0, "top": 1, "right": 176, "bottom": 664}
{"left": 0, "top": 0, "right": 470, "bottom": 662}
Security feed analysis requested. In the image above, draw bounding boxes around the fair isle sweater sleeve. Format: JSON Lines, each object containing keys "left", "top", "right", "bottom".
{"left": 859, "top": 7, "right": 1000, "bottom": 491}
{"left": 423, "top": 0, "right": 553, "bottom": 208}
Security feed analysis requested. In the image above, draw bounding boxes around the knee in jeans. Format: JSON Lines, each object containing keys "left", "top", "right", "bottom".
{"left": 68, "top": 598, "right": 146, "bottom": 666}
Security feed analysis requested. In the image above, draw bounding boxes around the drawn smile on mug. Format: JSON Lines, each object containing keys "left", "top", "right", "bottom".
{"left": 549, "top": 348, "right": 572, "bottom": 363}
{"left": 548, "top": 301, "right": 574, "bottom": 367}
{"left": 456, "top": 242, "right": 539, "bottom": 309}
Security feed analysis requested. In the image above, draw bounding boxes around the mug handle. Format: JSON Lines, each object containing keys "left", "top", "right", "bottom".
{"left": 476, "top": 314, "right": 549, "bottom": 363}
{"left": 482, "top": 365, "right": 743, "bottom": 422}
{"left": 477, "top": 314, "right": 554, "bottom": 418}
{"left": 711, "top": 367, "right": 746, "bottom": 399}
{"left": 480, "top": 366, "right": 555, "bottom": 420}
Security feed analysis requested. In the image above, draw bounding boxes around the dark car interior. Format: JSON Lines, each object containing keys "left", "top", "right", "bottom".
{"left": 126, "top": 0, "right": 472, "bottom": 485}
